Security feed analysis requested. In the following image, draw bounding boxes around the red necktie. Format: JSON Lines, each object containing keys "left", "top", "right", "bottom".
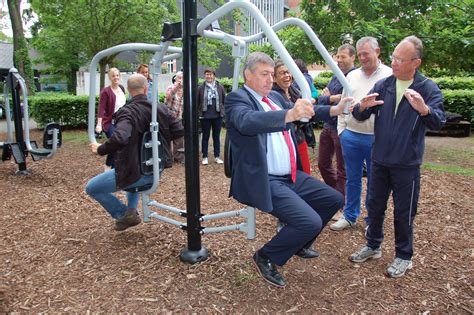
{"left": 262, "top": 97, "right": 297, "bottom": 183}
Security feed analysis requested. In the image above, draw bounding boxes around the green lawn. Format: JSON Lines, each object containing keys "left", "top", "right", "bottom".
{"left": 61, "top": 130, "right": 90, "bottom": 144}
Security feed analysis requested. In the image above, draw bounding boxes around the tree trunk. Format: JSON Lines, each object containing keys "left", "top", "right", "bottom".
{"left": 67, "top": 64, "right": 79, "bottom": 94}
{"left": 99, "top": 61, "right": 107, "bottom": 92}
{"left": 99, "top": 55, "right": 117, "bottom": 91}
{"left": 8, "top": 0, "right": 34, "bottom": 95}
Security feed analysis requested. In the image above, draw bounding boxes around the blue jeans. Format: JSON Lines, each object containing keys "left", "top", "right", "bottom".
{"left": 201, "top": 117, "right": 222, "bottom": 158}
{"left": 340, "top": 129, "right": 374, "bottom": 223}
{"left": 105, "top": 125, "right": 116, "bottom": 168}
{"left": 85, "top": 170, "right": 153, "bottom": 219}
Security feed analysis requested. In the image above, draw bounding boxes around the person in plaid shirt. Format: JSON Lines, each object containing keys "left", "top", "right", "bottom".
{"left": 165, "top": 71, "right": 184, "bottom": 163}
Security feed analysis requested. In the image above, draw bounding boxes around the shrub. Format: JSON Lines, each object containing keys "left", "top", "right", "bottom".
{"left": 28, "top": 77, "right": 473, "bottom": 128}
{"left": 317, "top": 71, "right": 334, "bottom": 78}
{"left": 423, "top": 68, "right": 471, "bottom": 78}
{"left": 313, "top": 75, "right": 472, "bottom": 96}
{"left": 29, "top": 92, "right": 166, "bottom": 128}
{"left": 313, "top": 76, "right": 331, "bottom": 90}
{"left": 30, "top": 93, "right": 93, "bottom": 128}
{"left": 216, "top": 77, "right": 244, "bottom": 93}
{"left": 433, "top": 77, "right": 474, "bottom": 90}
{"left": 443, "top": 89, "right": 474, "bottom": 123}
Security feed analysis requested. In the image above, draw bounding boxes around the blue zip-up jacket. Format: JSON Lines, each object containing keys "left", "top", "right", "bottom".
{"left": 352, "top": 70, "right": 446, "bottom": 167}
{"left": 317, "top": 67, "right": 355, "bottom": 129}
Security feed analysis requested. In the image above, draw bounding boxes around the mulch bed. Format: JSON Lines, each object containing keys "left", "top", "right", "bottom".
{"left": 0, "top": 130, "right": 472, "bottom": 313}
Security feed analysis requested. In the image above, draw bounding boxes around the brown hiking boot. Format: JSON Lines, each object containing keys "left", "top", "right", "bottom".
{"left": 114, "top": 208, "right": 141, "bottom": 231}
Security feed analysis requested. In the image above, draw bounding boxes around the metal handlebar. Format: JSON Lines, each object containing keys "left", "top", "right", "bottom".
{"left": 197, "top": 0, "right": 353, "bottom": 115}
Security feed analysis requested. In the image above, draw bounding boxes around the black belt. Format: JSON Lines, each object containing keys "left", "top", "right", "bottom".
{"left": 268, "top": 174, "right": 292, "bottom": 181}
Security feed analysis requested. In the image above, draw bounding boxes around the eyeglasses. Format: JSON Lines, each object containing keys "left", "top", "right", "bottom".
{"left": 390, "top": 54, "right": 418, "bottom": 64}
{"left": 277, "top": 70, "right": 291, "bottom": 77}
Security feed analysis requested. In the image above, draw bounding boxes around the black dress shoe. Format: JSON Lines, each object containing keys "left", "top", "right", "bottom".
{"left": 296, "top": 248, "right": 320, "bottom": 259}
{"left": 252, "top": 250, "right": 286, "bottom": 288}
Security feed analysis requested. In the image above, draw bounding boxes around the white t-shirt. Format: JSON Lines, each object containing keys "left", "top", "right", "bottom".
{"left": 114, "top": 87, "right": 126, "bottom": 113}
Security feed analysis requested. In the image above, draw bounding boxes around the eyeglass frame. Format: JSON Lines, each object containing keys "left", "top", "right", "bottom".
{"left": 390, "top": 54, "right": 419, "bottom": 64}
{"left": 276, "top": 70, "right": 292, "bottom": 77}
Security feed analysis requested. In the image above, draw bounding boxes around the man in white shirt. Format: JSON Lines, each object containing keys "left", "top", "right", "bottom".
{"left": 225, "top": 52, "right": 350, "bottom": 287}
{"left": 331, "top": 37, "right": 392, "bottom": 231}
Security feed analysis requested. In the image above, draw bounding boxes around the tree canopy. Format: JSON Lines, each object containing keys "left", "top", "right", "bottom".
{"left": 31, "top": 0, "right": 179, "bottom": 92}
{"left": 282, "top": 0, "right": 473, "bottom": 73}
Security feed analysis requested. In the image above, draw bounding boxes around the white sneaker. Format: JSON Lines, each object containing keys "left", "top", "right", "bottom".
{"left": 215, "top": 157, "right": 224, "bottom": 164}
{"left": 331, "top": 211, "right": 343, "bottom": 221}
{"left": 202, "top": 157, "right": 208, "bottom": 165}
{"left": 330, "top": 217, "right": 356, "bottom": 231}
{"left": 349, "top": 246, "right": 382, "bottom": 263}
{"left": 386, "top": 258, "right": 413, "bottom": 278}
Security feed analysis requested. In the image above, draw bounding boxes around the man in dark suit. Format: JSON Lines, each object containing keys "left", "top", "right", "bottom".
{"left": 225, "top": 52, "right": 350, "bottom": 287}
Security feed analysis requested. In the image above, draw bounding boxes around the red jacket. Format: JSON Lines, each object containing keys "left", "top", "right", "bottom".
{"left": 98, "top": 85, "right": 125, "bottom": 132}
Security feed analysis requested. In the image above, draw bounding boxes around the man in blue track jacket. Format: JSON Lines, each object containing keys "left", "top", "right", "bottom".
{"left": 348, "top": 36, "right": 446, "bottom": 278}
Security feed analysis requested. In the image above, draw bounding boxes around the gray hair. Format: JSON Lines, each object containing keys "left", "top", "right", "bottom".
{"left": 338, "top": 44, "right": 356, "bottom": 57}
{"left": 127, "top": 73, "right": 147, "bottom": 92}
{"left": 243, "top": 52, "right": 275, "bottom": 81}
{"left": 356, "top": 36, "right": 380, "bottom": 50}
{"left": 401, "top": 35, "right": 423, "bottom": 59}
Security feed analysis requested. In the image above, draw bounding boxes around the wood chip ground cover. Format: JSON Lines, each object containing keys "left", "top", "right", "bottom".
{"left": 0, "top": 131, "right": 472, "bottom": 313}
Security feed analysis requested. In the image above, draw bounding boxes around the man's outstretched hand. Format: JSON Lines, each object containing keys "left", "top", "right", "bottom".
{"left": 359, "top": 93, "right": 384, "bottom": 111}
{"left": 286, "top": 99, "right": 314, "bottom": 122}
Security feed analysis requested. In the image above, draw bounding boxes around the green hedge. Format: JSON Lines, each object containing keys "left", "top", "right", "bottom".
{"left": 217, "top": 73, "right": 474, "bottom": 92}
{"left": 314, "top": 74, "right": 473, "bottom": 91}
{"left": 30, "top": 93, "right": 94, "bottom": 128}
{"left": 443, "top": 90, "right": 474, "bottom": 123}
{"left": 313, "top": 76, "right": 331, "bottom": 90}
{"left": 318, "top": 71, "right": 334, "bottom": 78}
{"left": 28, "top": 80, "right": 473, "bottom": 128}
{"left": 433, "top": 77, "right": 474, "bottom": 90}
{"left": 30, "top": 92, "right": 166, "bottom": 128}
{"left": 216, "top": 77, "right": 244, "bottom": 93}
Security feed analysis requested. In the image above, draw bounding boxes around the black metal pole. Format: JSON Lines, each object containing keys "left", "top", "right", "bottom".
{"left": 9, "top": 72, "right": 28, "bottom": 173}
{"left": 180, "top": 0, "right": 209, "bottom": 263}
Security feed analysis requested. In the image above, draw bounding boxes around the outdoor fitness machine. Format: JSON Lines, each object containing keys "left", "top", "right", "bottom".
{"left": 87, "top": 0, "right": 352, "bottom": 264}
{"left": 1, "top": 68, "right": 61, "bottom": 174}
{"left": 88, "top": 41, "right": 256, "bottom": 263}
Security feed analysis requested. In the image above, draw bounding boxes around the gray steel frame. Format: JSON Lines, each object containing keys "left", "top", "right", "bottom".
{"left": 3, "top": 68, "right": 60, "bottom": 159}
{"left": 87, "top": 42, "right": 256, "bottom": 240}
{"left": 197, "top": 0, "right": 353, "bottom": 113}
{"left": 2, "top": 77, "right": 14, "bottom": 144}
{"left": 86, "top": 0, "right": 353, "bottom": 244}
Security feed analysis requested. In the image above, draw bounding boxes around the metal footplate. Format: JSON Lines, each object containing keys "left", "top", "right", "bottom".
{"left": 2, "top": 143, "right": 12, "bottom": 161}
{"left": 10, "top": 143, "right": 25, "bottom": 164}
{"left": 30, "top": 141, "right": 48, "bottom": 161}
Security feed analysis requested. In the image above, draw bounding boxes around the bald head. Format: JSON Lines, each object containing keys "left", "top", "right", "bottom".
{"left": 127, "top": 73, "right": 148, "bottom": 97}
